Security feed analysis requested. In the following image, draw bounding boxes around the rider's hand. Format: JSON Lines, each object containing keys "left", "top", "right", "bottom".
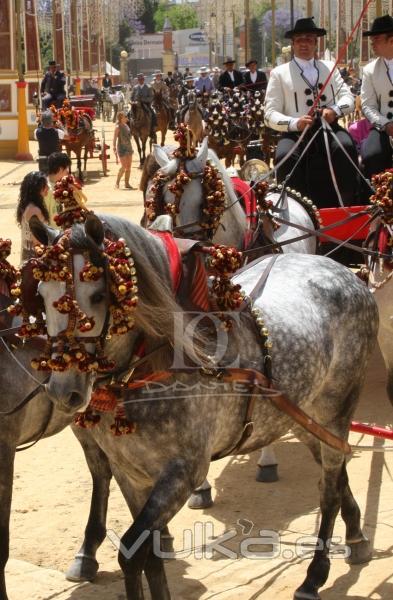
{"left": 385, "top": 122, "right": 393, "bottom": 137}
{"left": 321, "top": 107, "right": 338, "bottom": 123}
{"left": 297, "top": 115, "right": 314, "bottom": 131}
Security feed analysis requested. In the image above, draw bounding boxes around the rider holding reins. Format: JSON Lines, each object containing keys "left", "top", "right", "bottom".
{"left": 264, "top": 17, "right": 358, "bottom": 207}
{"left": 131, "top": 73, "right": 157, "bottom": 138}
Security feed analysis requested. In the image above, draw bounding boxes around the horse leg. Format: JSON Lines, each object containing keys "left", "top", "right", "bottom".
{"left": 294, "top": 387, "right": 368, "bottom": 600}
{"left": 0, "top": 442, "right": 15, "bottom": 600}
{"left": 341, "top": 463, "right": 371, "bottom": 564}
{"left": 134, "top": 137, "right": 142, "bottom": 168}
{"left": 255, "top": 445, "right": 279, "bottom": 482}
{"left": 119, "top": 458, "right": 200, "bottom": 600}
{"left": 187, "top": 478, "right": 213, "bottom": 509}
{"left": 65, "top": 427, "right": 112, "bottom": 582}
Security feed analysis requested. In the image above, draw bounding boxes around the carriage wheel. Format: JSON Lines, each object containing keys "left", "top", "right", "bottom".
{"left": 100, "top": 128, "right": 109, "bottom": 177}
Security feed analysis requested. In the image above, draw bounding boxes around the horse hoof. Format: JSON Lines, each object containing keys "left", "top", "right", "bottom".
{"left": 293, "top": 586, "right": 321, "bottom": 600}
{"left": 65, "top": 554, "right": 99, "bottom": 582}
{"left": 345, "top": 538, "right": 372, "bottom": 565}
{"left": 187, "top": 488, "right": 214, "bottom": 509}
{"left": 256, "top": 464, "right": 279, "bottom": 483}
{"left": 160, "top": 532, "right": 175, "bottom": 555}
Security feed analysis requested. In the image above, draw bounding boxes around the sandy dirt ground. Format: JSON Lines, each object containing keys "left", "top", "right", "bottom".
{"left": 1, "top": 121, "right": 393, "bottom": 599}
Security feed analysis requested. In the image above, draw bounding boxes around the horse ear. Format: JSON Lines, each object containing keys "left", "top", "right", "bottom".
{"left": 196, "top": 137, "right": 209, "bottom": 167}
{"left": 153, "top": 144, "right": 170, "bottom": 168}
{"left": 84, "top": 214, "right": 105, "bottom": 246}
{"left": 29, "top": 216, "right": 58, "bottom": 246}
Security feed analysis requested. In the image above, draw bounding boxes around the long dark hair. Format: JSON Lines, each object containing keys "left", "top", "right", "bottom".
{"left": 16, "top": 171, "right": 50, "bottom": 225}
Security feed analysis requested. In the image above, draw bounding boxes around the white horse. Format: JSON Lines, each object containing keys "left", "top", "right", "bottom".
{"left": 147, "top": 139, "right": 317, "bottom": 507}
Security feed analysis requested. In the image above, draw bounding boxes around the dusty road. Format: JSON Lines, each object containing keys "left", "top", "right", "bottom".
{"left": 1, "top": 121, "right": 393, "bottom": 599}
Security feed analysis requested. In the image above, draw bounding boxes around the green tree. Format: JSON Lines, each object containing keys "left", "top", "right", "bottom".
{"left": 140, "top": 0, "right": 159, "bottom": 34}
{"left": 153, "top": 3, "right": 198, "bottom": 31}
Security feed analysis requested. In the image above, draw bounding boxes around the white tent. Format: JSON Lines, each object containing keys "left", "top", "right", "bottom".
{"left": 105, "top": 61, "right": 120, "bottom": 76}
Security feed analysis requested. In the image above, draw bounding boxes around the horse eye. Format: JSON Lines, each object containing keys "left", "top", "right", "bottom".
{"left": 91, "top": 292, "right": 105, "bottom": 304}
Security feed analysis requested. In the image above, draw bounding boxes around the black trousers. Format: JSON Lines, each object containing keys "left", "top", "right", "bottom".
{"left": 361, "top": 128, "right": 392, "bottom": 179}
{"left": 275, "top": 123, "right": 360, "bottom": 207}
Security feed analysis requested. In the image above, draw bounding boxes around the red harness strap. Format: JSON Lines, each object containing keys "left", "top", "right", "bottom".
{"left": 231, "top": 177, "right": 258, "bottom": 248}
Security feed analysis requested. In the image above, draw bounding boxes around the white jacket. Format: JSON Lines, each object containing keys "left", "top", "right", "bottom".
{"left": 264, "top": 59, "right": 354, "bottom": 132}
{"left": 361, "top": 57, "right": 393, "bottom": 129}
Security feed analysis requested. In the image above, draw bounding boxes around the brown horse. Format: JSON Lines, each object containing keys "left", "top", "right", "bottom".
{"left": 61, "top": 113, "right": 95, "bottom": 182}
{"left": 183, "top": 91, "right": 204, "bottom": 144}
{"left": 128, "top": 101, "right": 154, "bottom": 167}
{"left": 152, "top": 91, "right": 170, "bottom": 146}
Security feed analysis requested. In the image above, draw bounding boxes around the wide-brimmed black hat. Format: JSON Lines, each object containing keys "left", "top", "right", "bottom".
{"left": 245, "top": 58, "right": 258, "bottom": 67}
{"left": 363, "top": 15, "right": 393, "bottom": 37}
{"left": 48, "top": 60, "right": 58, "bottom": 67}
{"left": 285, "top": 17, "right": 326, "bottom": 39}
{"left": 223, "top": 57, "right": 235, "bottom": 65}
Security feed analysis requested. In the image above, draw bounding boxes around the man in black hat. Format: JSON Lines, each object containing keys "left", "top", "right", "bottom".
{"left": 360, "top": 15, "right": 393, "bottom": 178}
{"left": 40, "top": 60, "right": 66, "bottom": 110}
{"left": 264, "top": 17, "right": 358, "bottom": 207}
{"left": 218, "top": 58, "right": 244, "bottom": 90}
{"left": 242, "top": 59, "right": 267, "bottom": 94}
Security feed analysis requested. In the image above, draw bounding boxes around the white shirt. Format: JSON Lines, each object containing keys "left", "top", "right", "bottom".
{"left": 384, "top": 58, "right": 393, "bottom": 83}
{"left": 228, "top": 71, "right": 235, "bottom": 82}
{"left": 250, "top": 71, "right": 257, "bottom": 83}
{"left": 294, "top": 57, "right": 318, "bottom": 87}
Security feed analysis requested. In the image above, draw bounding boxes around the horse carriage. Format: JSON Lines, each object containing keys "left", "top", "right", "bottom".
{"left": 58, "top": 96, "right": 110, "bottom": 179}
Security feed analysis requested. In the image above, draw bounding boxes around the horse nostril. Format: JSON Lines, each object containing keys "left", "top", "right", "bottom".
{"left": 69, "top": 391, "right": 85, "bottom": 408}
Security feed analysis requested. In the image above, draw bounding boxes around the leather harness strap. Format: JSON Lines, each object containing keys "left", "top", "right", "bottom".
{"left": 125, "top": 368, "right": 351, "bottom": 456}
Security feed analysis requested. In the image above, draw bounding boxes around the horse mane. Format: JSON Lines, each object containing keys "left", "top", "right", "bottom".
{"left": 70, "top": 216, "right": 206, "bottom": 365}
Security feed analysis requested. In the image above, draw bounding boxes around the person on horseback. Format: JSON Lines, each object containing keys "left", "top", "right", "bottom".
{"left": 151, "top": 71, "right": 176, "bottom": 128}
{"left": 218, "top": 57, "right": 244, "bottom": 91}
{"left": 165, "top": 71, "right": 175, "bottom": 86}
{"left": 102, "top": 73, "right": 112, "bottom": 90}
{"left": 178, "top": 76, "right": 196, "bottom": 124}
{"left": 242, "top": 59, "right": 267, "bottom": 95}
{"left": 40, "top": 60, "right": 66, "bottom": 110}
{"left": 195, "top": 66, "right": 214, "bottom": 94}
{"left": 264, "top": 17, "right": 359, "bottom": 208}
{"left": 131, "top": 73, "right": 157, "bottom": 138}
{"left": 360, "top": 15, "right": 393, "bottom": 179}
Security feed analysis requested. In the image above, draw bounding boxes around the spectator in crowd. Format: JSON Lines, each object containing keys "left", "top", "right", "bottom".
{"left": 46, "top": 152, "right": 72, "bottom": 225}
{"left": 113, "top": 111, "right": 135, "bottom": 189}
{"left": 34, "top": 111, "right": 65, "bottom": 174}
{"left": 16, "top": 171, "right": 50, "bottom": 261}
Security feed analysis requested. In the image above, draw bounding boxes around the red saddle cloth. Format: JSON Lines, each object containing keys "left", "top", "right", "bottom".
{"left": 149, "top": 230, "right": 210, "bottom": 311}
{"left": 149, "top": 231, "right": 182, "bottom": 292}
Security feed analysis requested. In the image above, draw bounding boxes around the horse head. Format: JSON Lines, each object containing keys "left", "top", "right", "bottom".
{"left": 26, "top": 215, "right": 115, "bottom": 413}
{"left": 146, "top": 138, "right": 233, "bottom": 239}
{"left": 23, "top": 214, "right": 189, "bottom": 415}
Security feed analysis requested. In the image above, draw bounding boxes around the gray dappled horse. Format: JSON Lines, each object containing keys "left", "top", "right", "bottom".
{"left": 0, "top": 268, "right": 176, "bottom": 600}
{"left": 0, "top": 304, "right": 108, "bottom": 599}
{"left": 33, "top": 213, "right": 377, "bottom": 600}
{"left": 144, "top": 138, "right": 317, "bottom": 502}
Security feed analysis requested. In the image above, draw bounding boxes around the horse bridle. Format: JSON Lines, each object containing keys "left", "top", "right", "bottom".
{"left": 46, "top": 247, "right": 111, "bottom": 361}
